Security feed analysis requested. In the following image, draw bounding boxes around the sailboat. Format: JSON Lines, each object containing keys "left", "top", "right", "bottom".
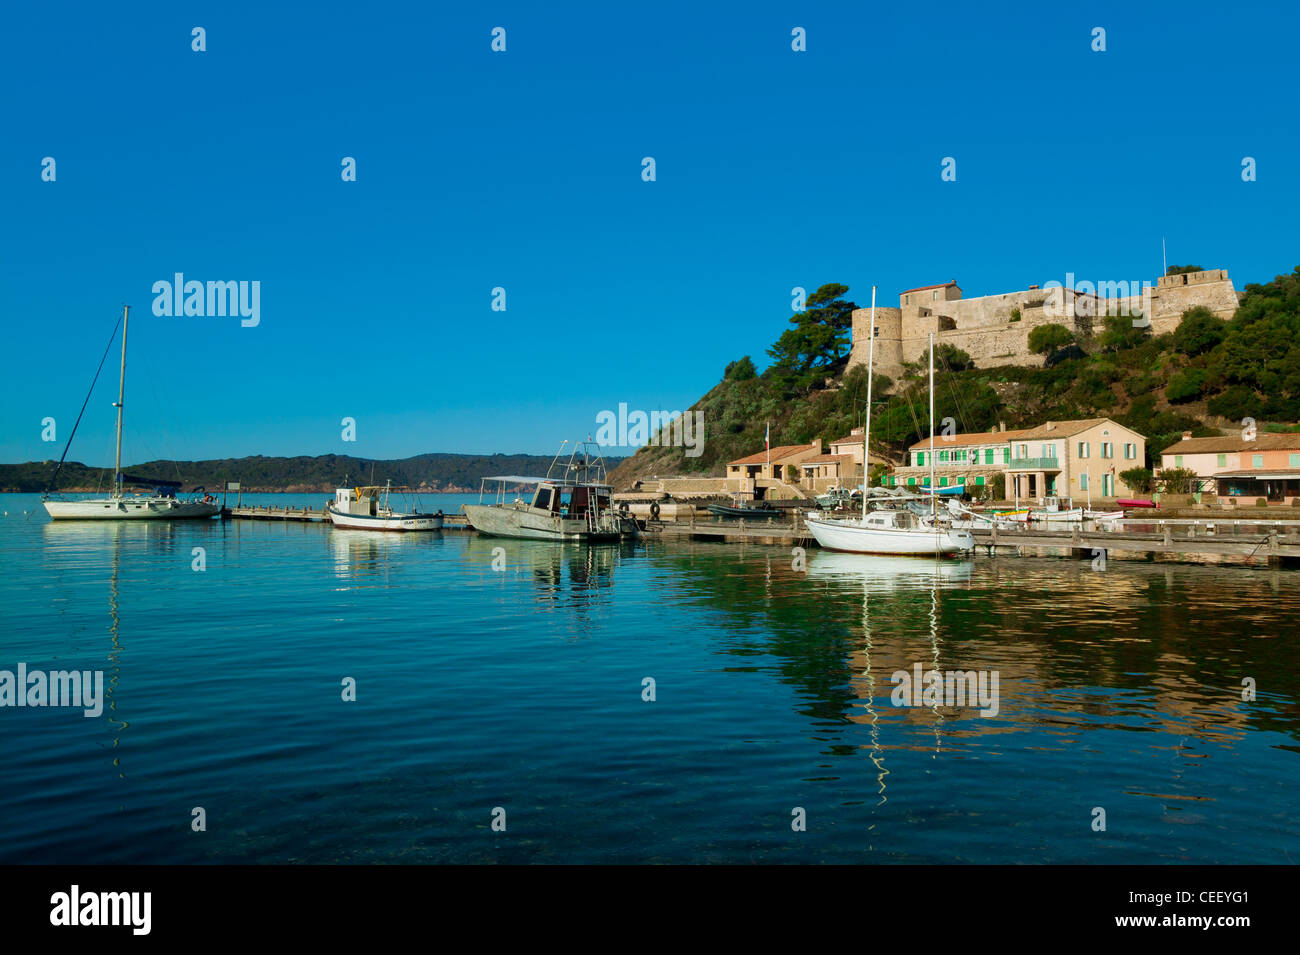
{"left": 805, "top": 288, "right": 973, "bottom": 557}
{"left": 43, "top": 305, "right": 220, "bottom": 521}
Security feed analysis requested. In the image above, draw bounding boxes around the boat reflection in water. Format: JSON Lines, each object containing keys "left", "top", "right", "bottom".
{"left": 462, "top": 535, "right": 635, "bottom": 624}
{"left": 40, "top": 521, "right": 136, "bottom": 781}
{"left": 806, "top": 551, "right": 974, "bottom": 589}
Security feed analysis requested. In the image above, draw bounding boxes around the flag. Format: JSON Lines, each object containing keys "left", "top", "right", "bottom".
{"left": 765, "top": 421, "right": 770, "bottom": 450}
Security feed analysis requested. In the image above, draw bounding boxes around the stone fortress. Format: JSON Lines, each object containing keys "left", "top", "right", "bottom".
{"left": 848, "top": 267, "right": 1241, "bottom": 380}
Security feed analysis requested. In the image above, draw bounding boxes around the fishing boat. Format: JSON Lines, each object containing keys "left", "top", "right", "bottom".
{"left": 327, "top": 481, "right": 444, "bottom": 531}
{"left": 463, "top": 441, "right": 638, "bottom": 541}
{"left": 707, "top": 494, "right": 781, "bottom": 519}
{"left": 43, "top": 305, "right": 220, "bottom": 521}
{"left": 1118, "top": 498, "right": 1158, "bottom": 509}
{"left": 803, "top": 291, "right": 973, "bottom": 558}
{"left": 1027, "top": 496, "right": 1084, "bottom": 523}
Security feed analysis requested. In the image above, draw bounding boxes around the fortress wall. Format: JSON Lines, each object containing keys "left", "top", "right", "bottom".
{"left": 848, "top": 269, "right": 1239, "bottom": 376}
{"left": 1149, "top": 278, "right": 1240, "bottom": 334}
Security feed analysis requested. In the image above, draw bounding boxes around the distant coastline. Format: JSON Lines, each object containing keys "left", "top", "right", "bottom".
{"left": 0, "top": 451, "right": 626, "bottom": 495}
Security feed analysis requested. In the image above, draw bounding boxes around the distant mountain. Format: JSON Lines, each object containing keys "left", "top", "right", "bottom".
{"left": 0, "top": 451, "right": 626, "bottom": 494}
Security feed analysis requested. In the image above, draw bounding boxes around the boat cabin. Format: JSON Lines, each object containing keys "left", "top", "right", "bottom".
{"left": 862, "top": 509, "right": 921, "bottom": 530}
{"left": 530, "top": 482, "right": 613, "bottom": 519}
{"left": 334, "top": 486, "right": 380, "bottom": 517}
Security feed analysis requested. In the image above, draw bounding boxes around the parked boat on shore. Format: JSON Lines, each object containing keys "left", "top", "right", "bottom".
{"left": 463, "top": 441, "right": 638, "bottom": 541}
{"left": 327, "top": 481, "right": 444, "bottom": 531}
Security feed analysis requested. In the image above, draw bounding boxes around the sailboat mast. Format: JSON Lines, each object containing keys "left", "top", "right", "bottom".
{"left": 928, "top": 331, "right": 935, "bottom": 519}
{"left": 112, "top": 304, "right": 129, "bottom": 497}
{"left": 862, "top": 285, "right": 876, "bottom": 521}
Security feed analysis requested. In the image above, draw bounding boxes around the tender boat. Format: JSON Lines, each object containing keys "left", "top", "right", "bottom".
{"left": 463, "top": 441, "right": 638, "bottom": 541}
{"left": 43, "top": 305, "right": 220, "bottom": 522}
{"left": 327, "top": 481, "right": 444, "bottom": 531}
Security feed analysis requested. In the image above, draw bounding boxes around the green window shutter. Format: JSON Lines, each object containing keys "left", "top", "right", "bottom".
{"left": 1219, "top": 454, "right": 1228, "bottom": 467}
{"left": 1003, "top": 449, "right": 1010, "bottom": 463}
{"left": 940, "top": 477, "right": 949, "bottom": 487}
{"left": 1254, "top": 454, "right": 1263, "bottom": 468}
{"left": 907, "top": 477, "right": 915, "bottom": 486}
{"left": 1290, "top": 454, "right": 1300, "bottom": 467}
{"left": 976, "top": 476, "right": 985, "bottom": 486}
{"left": 1175, "top": 455, "right": 1183, "bottom": 467}
{"left": 917, "top": 452, "right": 925, "bottom": 466}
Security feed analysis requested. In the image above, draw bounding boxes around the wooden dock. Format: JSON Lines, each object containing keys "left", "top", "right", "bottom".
{"left": 652, "top": 515, "right": 1300, "bottom": 564}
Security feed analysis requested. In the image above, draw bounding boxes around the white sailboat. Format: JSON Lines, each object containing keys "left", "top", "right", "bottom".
{"left": 43, "top": 305, "right": 220, "bottom": 521}
{"left": 805, "top": 289, "right": 973, "bottom": 557}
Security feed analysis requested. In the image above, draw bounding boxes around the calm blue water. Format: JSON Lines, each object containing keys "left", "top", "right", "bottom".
{"left": 2, "top": 492, "right": 1298, "bottom": 863}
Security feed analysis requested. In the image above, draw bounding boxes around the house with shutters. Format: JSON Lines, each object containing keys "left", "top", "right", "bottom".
{"left": 882, "top": 417, "right": 1147, "bottom": 500}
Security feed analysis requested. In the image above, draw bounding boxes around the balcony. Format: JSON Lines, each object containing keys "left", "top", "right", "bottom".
{"left": 1008, "top": 457, "right": 1061, "bottom": 471}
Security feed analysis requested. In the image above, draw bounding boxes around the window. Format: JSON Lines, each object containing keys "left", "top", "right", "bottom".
{"left": 940, "top": 477, "right": 949, "bottom": 487}
{"left": 907, "top": 477, "right": 916, "bottom": 486}
{"left": 975, "top": 476, "right": 985, "bottom": 486}
{"left": 1254, "top": 454, "right": 1264, "bottom": 468}
{"left": 1218, "top": 453, "right": 1228, "bottom": 467}
{"left": 1080, "top": 473, "right": 1089, "bottom": 490}
{"left": 1291, "top": 454, "right": 1300, "bottom": 468}
{"left": 933, "top": 291, "right": 938, "bottom": 301}
{"left": 1003, "top": 449, "right": 1011, "bottom": 463}
{"left": 1125, "top": 443, "right": 1137, "bottom": 459}
{"left": 916, "top": 451, "right": 925, "bottom": 466}
{"left": 1078, "top": 442, "right": 1089, "bottom": 458}
{"left": 1175, "top": 455, "right": 1183, "bottom": 467}
{"left": 939, "top": 451, "right": 949, "bottom": 462}
{"left": 1102, "top": 442, "right": 1113, "bottom": 459}
{"left": 985, "top": 449, "right": 994, "bottom": 464}
{"left": 1042, "top": 444, "right": 1053, "bottom": 458}
{"left": 1103, "top": 473, "right": 1113, "bottom": 496}
{"left": 1017, "top": 444, "right": 1028, "bottom": 457}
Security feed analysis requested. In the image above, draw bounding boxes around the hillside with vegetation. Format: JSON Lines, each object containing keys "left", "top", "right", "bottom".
{"left": 1, "top": 451, "right": 624, "bottom": 494}
{"left": 609, "top": 267, "right": 1300, "bottom": 489}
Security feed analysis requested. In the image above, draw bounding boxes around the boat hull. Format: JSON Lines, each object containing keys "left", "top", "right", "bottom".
{"left": 43, "top": 497, "right": 220, "bottom": 521}
{"left": 805, "top": 515, "right": 974, "bottom": 556}
{"left": 327, "top": 506, "right": 444, "bottom": 531}
{"left": 707, "top": 503, "right": 780, "bottom": 519}
{"left": 463, "top": 503, "right": 635, "bottom": 541}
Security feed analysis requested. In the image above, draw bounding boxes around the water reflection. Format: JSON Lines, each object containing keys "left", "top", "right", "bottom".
{"left": 462, "top": 536, "right": 636, "bottom": 629}
{"left": 657, "top": 542, "right": 1300, "bottom": 755}
{"left": 40, "top": 521, "right": 132, "bottom": 782}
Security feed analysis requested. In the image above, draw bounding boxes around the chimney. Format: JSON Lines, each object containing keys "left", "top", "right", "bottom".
{"left": 1028, "top": 284, "right": 1039, "bottom": 290}
{"left": 1181, "top": 431, "right": 1192, "bottom": 440}
{"left": 1046, "top": 421, "right": 1055, "bottom": 431}
{"left": 998, "top": 421, "right": 1006, "bottom": 432}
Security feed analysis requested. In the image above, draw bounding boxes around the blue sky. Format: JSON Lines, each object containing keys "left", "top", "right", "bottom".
{"left": 2, "top": 0, "right": 1297, "bottom": 465}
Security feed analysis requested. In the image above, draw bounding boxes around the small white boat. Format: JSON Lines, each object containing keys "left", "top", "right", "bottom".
{"left": 327, "top": 482, "right": 444, "bottom": 531}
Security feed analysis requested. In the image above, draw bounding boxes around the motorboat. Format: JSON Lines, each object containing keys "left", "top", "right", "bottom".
{"left": 327, "top": 481, "right": 445, "bottom": 531}
{"left": 463, "top": 441, "right": 638, "bottom": 541}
